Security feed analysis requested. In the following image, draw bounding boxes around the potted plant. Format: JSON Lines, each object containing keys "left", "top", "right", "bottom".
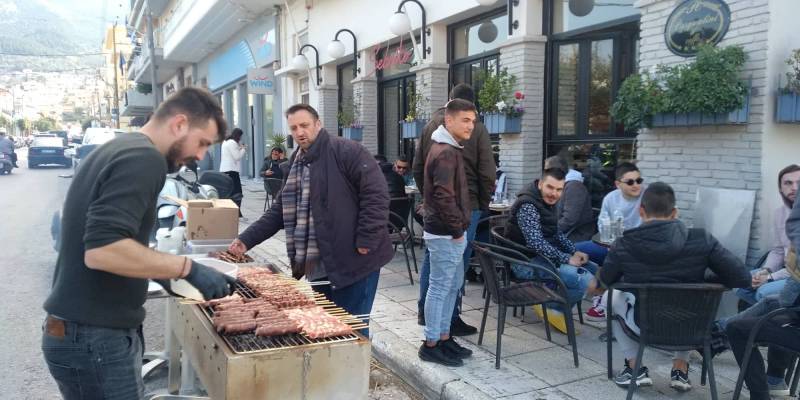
{"left": 776, "top": 48, "right": 800, "bottom": 123}
{"left": 477, "top": 68, "right": 524, "bottom": 134}
{"left": 399, "top": 85, "right": 428, "bottom": 139}
{"left": 268, "top": 132, "right": 287, "bottom": 153}
{"left": 338, "top": 97, "right": 363, "bottom": 141}
{"left": 611, "top": 45, "right": 750, "bottom": 130}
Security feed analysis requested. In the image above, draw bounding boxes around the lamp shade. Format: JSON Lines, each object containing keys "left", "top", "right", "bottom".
{"left": 475, "top": 0, "right": 498, "bottom": 5}
{"left": 291, "top": 54, "right": 309, "bottom": 71}
{"left": 477, "top": 21, "right": 498, "bottom": 43}
{"left": 569, "top": 0, "right": 594, "bottom": 17}
{"left": 327, "top": 40, "right": 346, "bottom": 59}
{"left": 389, "top": 11, "right": 411, "bottom": 36}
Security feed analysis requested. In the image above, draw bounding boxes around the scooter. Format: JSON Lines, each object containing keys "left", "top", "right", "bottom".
{"left": 155, "top": 163, "right": 219, "bottom": 233}
{"left": 0, "top": 153, "right": 14, "bottom": 175}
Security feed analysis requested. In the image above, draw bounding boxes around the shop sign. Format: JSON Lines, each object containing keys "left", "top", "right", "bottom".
{"left": 247, "top": 68, "right": 274, "bottom": 95}
{"left": 664, "top": 0, "right": 730, "bottom": 57}
{"left": 367, "top": 44, "right": 414, "bottom": 77}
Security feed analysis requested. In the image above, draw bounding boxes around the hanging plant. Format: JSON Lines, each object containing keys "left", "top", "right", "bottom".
{"left": 611, "top": 45, "right": 748, "bottom": 130}
{"left": 477, "top": 68, "right": 524, "bottom": 117}
{"left": 784, "top": 48, "right": 800, "bottom": 94}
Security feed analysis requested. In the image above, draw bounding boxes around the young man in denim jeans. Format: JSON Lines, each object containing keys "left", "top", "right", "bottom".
{"left": 418, "top": 99, "right": 477, "bottom": 367}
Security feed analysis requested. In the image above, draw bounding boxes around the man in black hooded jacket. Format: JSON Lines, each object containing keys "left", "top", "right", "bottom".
{"left": 597, "top": 182, "right": 750, "bottom": 393}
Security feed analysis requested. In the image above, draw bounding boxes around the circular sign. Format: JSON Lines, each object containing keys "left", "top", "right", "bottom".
{"left": 569, "top": 0, "right": 595, "bottom": 17}
{"left": 665, "top": 0, "right": 731, "bottom": 57}
{"left": 477, "top": 21, "right": 498, "bottom": 44}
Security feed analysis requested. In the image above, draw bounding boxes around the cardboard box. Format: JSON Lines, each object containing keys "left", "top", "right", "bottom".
{"left": 161, "top": 196, "right": 239, "bottom": 240}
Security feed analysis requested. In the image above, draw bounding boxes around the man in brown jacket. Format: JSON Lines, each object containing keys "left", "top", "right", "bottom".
{"left": 418, "top": 99, "right": 476, "bottom": 367}
{"left": 414, "top": 84, "right": 495, "bottom": 336}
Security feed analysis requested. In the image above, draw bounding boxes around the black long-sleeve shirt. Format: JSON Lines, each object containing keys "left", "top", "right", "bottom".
{"left": 44, "top": 133, "right": 166, "bottom": 328}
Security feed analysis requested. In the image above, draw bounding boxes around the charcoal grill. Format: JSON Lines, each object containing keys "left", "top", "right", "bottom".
{"left": 168, "top": 272, "right": 370, "bottom": 399}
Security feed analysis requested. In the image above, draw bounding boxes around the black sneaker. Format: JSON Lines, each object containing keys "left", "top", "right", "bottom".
{"left": 450, "top": 317, "right": 478, "bottom": 336}
{"left": 614, "top": 361, "right": 652, "bottom": 387}
{"left": 418, "top": 342, "right": 464, "bottom": 367}
{"left": 670, "top": 368, "right": 692, "bottom": 392}
{"left": 440, "top": 337, "right": 472, "bottom": 359}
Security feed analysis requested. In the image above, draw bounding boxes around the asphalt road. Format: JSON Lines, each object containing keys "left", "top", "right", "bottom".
{"left": 0, "top": 150, "right": 167, "bottom": 399}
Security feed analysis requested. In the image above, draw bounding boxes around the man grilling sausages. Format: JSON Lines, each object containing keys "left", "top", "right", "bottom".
{"left": 42, "top": 88, "right": 236, "bottom": 399}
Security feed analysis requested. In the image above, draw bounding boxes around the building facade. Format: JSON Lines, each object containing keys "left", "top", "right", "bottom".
{"left": 271, "top": 0, "right": 799, "bottom": 264}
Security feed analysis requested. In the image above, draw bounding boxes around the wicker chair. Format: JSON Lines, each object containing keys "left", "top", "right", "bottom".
{"left": 604, "top": 282, "right": 727, "bottom": 400}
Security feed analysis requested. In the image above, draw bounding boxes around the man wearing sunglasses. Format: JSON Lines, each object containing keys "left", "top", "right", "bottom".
{"left": 577, "top": 162, "right": 646, "bottom": 321}
{"left": 393, "top": 156, "right": 414, "bottom": 186}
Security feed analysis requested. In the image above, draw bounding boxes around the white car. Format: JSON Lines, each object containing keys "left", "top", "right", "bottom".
{"left": 73, "top": 128, "right": 125, "bottom": 169}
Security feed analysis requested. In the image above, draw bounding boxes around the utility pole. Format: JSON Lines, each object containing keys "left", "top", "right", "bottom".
{"left": 112, "top": 21, "right": 120, "bottom": 128}
{"left": 146, "top": 3, "right": 160, "bottom": 109}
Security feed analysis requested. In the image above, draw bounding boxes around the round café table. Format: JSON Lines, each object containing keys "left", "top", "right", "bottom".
{"left": 591, "top": 232, "right": 614, "bottom": 248}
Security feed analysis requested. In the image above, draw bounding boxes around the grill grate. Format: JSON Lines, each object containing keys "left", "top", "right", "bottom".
{"left": 201, "top": 279, "right": 361, "bottom": 354}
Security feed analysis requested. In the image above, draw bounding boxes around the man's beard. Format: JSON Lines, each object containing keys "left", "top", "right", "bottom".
{"left": 165, "top": 137, "right": 196, "bottom": 173}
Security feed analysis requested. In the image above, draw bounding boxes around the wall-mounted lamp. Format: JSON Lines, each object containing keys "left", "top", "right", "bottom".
{"left": 388, "top": 0, "right": 430, "bottom": 60}
{"left": 291, "top": 44, "right": 322, "bottom": 86}
{"left": 474, "top": 0, "right": 518, "bottom": 36}
{"left": 328, "top": 28, "right": 361, "bottom": 78}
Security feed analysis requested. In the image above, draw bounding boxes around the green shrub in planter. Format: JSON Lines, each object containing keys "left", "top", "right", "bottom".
{"left": 776, "top": 49, "right": 800, "bottom": 123}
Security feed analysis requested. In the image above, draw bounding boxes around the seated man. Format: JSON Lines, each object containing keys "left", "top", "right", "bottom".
{"left": 723, "top": 276, "right": 800, "bottom": 399}
{"left": 505, "top": 167, "right": 598, "bottom": 333}
{"left": 578, "top": 162, "right": 645, "bottom": 321}
{"left": 393, "top": 155, "right": 414, "bottom": 186}
{"left": 736, "top": 164, "right": 800, "bottom": 306}
{"left": 375, "top": 155, "right": 410, "bottom": 227}
{"left": 598, "top": 182, "right": 749, "bottom": 392}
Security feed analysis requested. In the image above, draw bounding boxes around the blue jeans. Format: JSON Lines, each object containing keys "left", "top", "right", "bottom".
{"left": 424, "top": 237, "right": 467, "bottom": 341}
{"left": 574, "top": 241, "right": 609, "bottom": 266}
{"left": 418, "top": 209, "right": 484, "bottom": 320}
{"left": 735, "top": 279, "right": 787, "bottom": 306}
{"left": 41, "top": 317, "right": 144, "bottom": 400}
{"left": 313, "top": 269, "right": 381, "bottom": 337}
{"left": 511, "top": 256, "right": 597, "bottom": 306}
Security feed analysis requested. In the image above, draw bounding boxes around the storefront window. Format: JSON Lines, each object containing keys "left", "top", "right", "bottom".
{"left": 452, "top": 13, "right": 508, "bottom": 60}
{"left": 588, "top": 39, "right": 613, "bottom": 135}
{"left": 552, "top": 0, "right": 638, "bottom": 34}
{"left": 547, "top": 142, "right": 635, "bottom": 208}
{"left": 338, "top": 63, "right": 355, "bottom": 134}
{"left": 556, "top": 43, "right": 579, "bottom": 136}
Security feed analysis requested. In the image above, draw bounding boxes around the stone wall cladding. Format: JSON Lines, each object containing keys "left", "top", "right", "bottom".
{"left": 413, "top": 64, "right": 450, "bottom": 120}
{"left": 317, "top": 86, "right": 339, "bottom": 137}
{"left": 499, "top": 38, "right": 547, "bottom": 194}
{"left": 353, "top": 77, "right": 379, "bottom": 154}
{"left": 634, "top": 0, "right": 769, "bottom": 263}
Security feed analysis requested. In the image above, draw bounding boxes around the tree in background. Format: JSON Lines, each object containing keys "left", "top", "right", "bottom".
{"left": 16, "top": 118, "right": 31, "bottom": 135}
{"left": 0, "top": 115, "right": 9, "bottom": 130}
{"left": 34, "top": 117, "right": 57, "bottom": 132}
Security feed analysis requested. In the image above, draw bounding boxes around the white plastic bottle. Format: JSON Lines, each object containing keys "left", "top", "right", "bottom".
{"left": 612, "top": 209, "right": 625, "bottom": 239}
{"left": 599, "top": 211, "right": 611, "bottom": 242}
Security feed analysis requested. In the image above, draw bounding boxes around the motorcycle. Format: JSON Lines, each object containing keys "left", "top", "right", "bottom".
{"left": 0, "top": 153, "right": 14, "bottom": 174}
{"left": 154, "top": 163, "right": 240, "bottom": 234}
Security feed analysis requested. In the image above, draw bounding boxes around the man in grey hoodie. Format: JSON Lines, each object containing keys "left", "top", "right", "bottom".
{"left": 418, "top": 99, "right": 476, "bottom": 367}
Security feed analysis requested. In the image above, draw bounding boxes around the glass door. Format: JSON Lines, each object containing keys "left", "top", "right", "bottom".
{"left": 378, "top": 76, "right": 416, "bottom": 161}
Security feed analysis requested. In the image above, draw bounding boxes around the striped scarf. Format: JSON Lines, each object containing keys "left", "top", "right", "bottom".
{"left": 281, "top": 150, "right": 319, "bottom": 277}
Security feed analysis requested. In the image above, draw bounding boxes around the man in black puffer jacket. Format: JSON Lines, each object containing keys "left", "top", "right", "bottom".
{"left": 597, "top": 182, "right": 750, "bottom": 393}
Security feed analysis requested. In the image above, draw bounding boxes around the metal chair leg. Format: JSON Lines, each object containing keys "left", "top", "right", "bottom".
{"left": 732, "top": 337, "right": 759, "bottom": 400}
{"left": 478, "top": 291, "right": 491, "bottom": 345}
{"left": 627, "top": 342, "right": 646, "bottom": 400}
{"left": 705, "top": 340, "right": 719, "bottom": 400}
{"left": 409, "top": 237, "right": 418, "bottom": 273}
{"left": 542, "top": 306, "right": 552, "bottom": 342}
{"left": 565, "top": 303, "right": 579, "bottom": 367}
{"left": 401, "top": 243, "right": 413, "bottom": 285}
{"left": 495, "top": 304, "right": 507, "bottom": 369}
{"left": 577, "top": 301, "right": 584, "bottom": 325}
{"left": 606, "top": 289, "right": 614, "bottom": 380}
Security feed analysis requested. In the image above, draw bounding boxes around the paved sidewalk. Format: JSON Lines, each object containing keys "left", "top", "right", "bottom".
{"left": 237, "top": 180, "right": 756, "bottom": 400}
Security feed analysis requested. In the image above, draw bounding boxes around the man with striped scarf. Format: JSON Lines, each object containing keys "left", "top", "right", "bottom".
{"left": 229, "top": 104, "right": 392, "bottom": 335}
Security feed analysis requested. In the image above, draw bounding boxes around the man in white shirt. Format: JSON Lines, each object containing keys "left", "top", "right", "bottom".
{"left": 220, "top": 127, "right": 246, "bottom": 218}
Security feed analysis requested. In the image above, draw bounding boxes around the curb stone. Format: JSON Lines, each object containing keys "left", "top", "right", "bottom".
{"left": 371, "top": 324, "right": 492, "bottom": 400}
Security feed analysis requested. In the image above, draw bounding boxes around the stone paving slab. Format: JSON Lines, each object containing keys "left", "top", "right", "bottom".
{"left": 236, "top": 181, "right": 756, "bottom": 400}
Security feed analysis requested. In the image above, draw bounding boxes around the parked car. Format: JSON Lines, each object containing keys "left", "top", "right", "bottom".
{"left": 73, "top": 128, "right": 122, "bottom": 169}
{"left": 28, "top": 136, "right": 71, "bottom": 168}
{"left": 48, "top": 130, "right": 69, "bottom": 146}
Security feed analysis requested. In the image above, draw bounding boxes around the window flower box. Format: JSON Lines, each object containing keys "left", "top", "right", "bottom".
{"left": 483, "top": 112, "right": 522, "bottom": 134}
{"left": 776, "top": 92, "right": 800, "bottom": 123}
{"left": 400, "top": 120, "right": 427, "bottom": 139}
{"left": 651, "top": 90, "right": 751, "bottom": 127}
{"left": 342, "top": 127, "right": 363, "bottom": 141}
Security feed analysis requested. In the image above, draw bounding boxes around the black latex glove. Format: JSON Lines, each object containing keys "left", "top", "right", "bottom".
{"left": 185, "top": 260, "right": 237, "bottom": 300}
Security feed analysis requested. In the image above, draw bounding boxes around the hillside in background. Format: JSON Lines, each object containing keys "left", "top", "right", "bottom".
{"left": 0, "top": 0, "right": 113, "bottom": 73}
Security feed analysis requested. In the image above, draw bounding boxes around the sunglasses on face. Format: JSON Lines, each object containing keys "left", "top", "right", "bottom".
{"left": 619, "top": 177, "right": 644, "bottom": 186}
{"left": 395, "top": 165, "right": 408, "bottom": 170}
